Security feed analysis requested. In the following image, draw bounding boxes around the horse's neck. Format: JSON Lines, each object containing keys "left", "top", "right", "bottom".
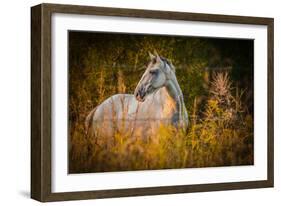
{"left": 164, "top": 76, "right": 188, "bottom": 127}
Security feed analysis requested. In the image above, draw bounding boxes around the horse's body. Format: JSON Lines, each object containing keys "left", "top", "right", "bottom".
{"left": 85, "top": 53, "right": 188, "bottom": 139}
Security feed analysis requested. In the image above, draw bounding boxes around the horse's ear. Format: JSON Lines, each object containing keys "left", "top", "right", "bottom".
{"left": 148, "top": 52, "right": 155, "bottom": 60}
{"left": 153, "top": 51, "right": 161, "bottom": 63}
{"left": 156, "top": 55, "right": 161, "bottom": 63}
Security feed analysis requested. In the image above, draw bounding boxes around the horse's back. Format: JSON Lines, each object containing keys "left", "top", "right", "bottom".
{"left": 86, "top": 94, "right": 137, "bottom": 137}
{"left": 93, "top": 94, "right": 137, "bottom": 120}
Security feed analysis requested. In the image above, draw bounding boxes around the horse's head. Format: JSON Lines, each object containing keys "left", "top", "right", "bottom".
{"left": 134, "top": 52, "right": 175, "bottom": 102}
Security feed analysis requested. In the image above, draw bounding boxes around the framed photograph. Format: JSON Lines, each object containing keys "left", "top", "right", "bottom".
{"left": 31, "top": 3, "right": 274, "bottom": 202}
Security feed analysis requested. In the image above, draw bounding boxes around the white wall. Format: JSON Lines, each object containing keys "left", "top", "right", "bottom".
{"left": 0, "top": 0, "right": 279, "bottom": 205}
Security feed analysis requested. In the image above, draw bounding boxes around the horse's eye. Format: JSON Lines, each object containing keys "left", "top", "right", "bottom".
{"left": 150, "top": 70, "right": 158, "bottom": 75}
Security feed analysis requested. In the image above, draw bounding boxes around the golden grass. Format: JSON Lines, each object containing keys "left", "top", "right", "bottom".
{"left": 69, "top": 73, "right": 253, "bottom": 173}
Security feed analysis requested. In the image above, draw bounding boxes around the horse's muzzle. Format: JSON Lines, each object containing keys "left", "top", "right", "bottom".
{"left": 135, "top": 86, "right": 146, "bottom": 102}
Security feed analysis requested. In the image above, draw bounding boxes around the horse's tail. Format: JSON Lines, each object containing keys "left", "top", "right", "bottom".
{"left": 85, "top": 107, "right": 97, "bottom": 137}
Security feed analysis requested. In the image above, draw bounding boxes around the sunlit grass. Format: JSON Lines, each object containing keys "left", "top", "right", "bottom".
{"left": 69, "top": 73, "right": 253, "bottom": 173}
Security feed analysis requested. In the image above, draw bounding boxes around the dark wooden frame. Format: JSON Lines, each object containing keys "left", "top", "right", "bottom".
{"left": 31, "top": 3, "right": 274, "bottom": 202}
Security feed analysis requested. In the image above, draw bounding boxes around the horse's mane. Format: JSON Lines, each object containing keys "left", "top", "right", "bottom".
{"left": 160, "top": 56, "right": 176, "bottom": 73}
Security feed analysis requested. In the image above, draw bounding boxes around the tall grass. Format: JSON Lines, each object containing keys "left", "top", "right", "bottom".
{"left": 69, "top": 72, "right": 253, "bottom": 173}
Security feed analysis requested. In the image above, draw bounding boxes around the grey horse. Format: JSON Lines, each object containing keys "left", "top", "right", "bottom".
{"left": 85, "top": 52, "right": 188, "bottom": 139}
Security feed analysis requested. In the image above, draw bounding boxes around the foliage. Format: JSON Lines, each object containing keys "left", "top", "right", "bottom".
{"left": 68, "top": 32, "right": 254, "bottom": 173}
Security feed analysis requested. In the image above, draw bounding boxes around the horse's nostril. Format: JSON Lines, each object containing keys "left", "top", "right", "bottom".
{"left": 140, "top": 92, "right": 145, "bottom": 99}
{"left": 135, "top": 91, "right": 140, "bottom": 99}
{"left": 135, "top": 90, "right": 145, "bottom": 101}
